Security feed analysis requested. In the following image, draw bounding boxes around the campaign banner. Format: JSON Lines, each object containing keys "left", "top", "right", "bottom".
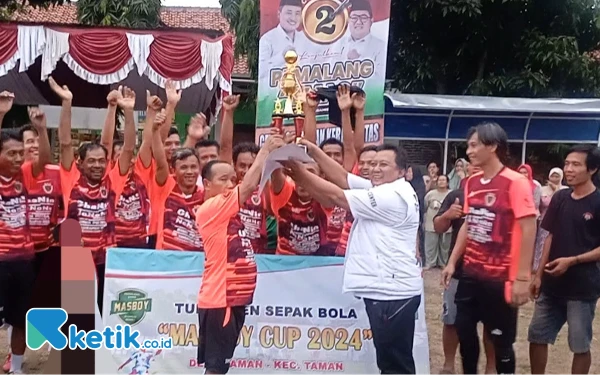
{"left": 98, "top": 248, "right": 430, "bottom": 374}
{"left": 256, "top": 0, "right": 390, "bottom": 146}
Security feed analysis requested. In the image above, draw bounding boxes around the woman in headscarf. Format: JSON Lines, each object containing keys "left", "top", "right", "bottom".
{"left": 533, "top": 167, "right": 568, "bottom": 270}
{"left": 518, "top": 164, "right": 542, "bottom": 215}
{"left": 447, "top": 158, "right": 468, "bottom": 190}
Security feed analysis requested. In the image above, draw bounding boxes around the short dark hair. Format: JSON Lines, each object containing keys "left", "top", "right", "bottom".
{"left": 170, "top": 147, "right": 199, "bottom": 169}
{"left": 437, "top": 174, "right": 449, "bottom": 183}
{"left": 375, "top": 144, "right": 408, "bottom": 171}
{"left": 359, "top": 145, "right": 377, "bottom": 157}
{"left": 195, "top": 139, "right": 221, "bottom": 153}
{"left": 112, "top": 140, "right": 123, "bottom": 150}
{"left": 19, "top": 125, "right": 37, "bottom": 140}
{"left": 280, "top": 0, "right": 302, "bottom": 8}
{"left": 201, "top": 159, "right": 231, "bottom": 180}
{"left": 427, "top": 161, "right": 439, "bottom": 169}
{"left": 567, "top": 144, "right": 600, "bottom": 176}
{"left": 78, "top": 142, "right": 108, "bottom": 161}
{"left": 0, "top": 129, "right": 22, "bottom": 153}
{"left": 168, "top": 127, "right": 180, "bottom": 138}
{"left": 233, "top": 142, "right": 260, "bottom": 164}
{"left": 466, "top": 122, "right": 508, "bottom": 163}
{"left": 320, "top": 138, "right": 344, "bottom": 154}
{"left": 350, "top": 0, "right": 373, "bottom": 16}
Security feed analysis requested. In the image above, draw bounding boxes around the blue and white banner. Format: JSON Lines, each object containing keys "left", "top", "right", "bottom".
{"left": 98, "top": 248, "right": 430, "bottom": 374}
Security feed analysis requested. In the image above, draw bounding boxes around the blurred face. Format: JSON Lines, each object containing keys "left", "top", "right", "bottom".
{"left": 0, "top": 139, "right": 24, "bottom": 177}
{"left": 322, "top": 144, "right": 344, "bottom": 166}
{"left": 437, "top": 175, "right": 449, "bottom": 189}
{"left": 173, "top": 155, "right": 200, "bottom": 190}
{"left": 204, "top": 163, "right": 237, "bottom": 199}
{"left": 112, "top": 144, "right": 123, "bottom": 162}
{"left": 518, "top": 167, "right": 529, "bottom": 178}
{"left": 349, "top": 10, "right": 372, "bottom": 40}
{"left": 466, "top": 132, "right": 495, "bottom": 167}
{"left": 564, "top": 152, "right": 596, "bottom": 187}
{"left": 22, "top": 130, "right": 39, "bottom": 162}
{"left": 81, "top": 147, "right": 108, "bottom": 184}
{"left": 234, "top": 152, "right": 256, "bottom": 181}
{"left": 371, "top": 150, "right": 402, "bottom": 186}
{"left": 549, "top": 172, "right": 562, "bottom": 185}
{"left": 196, "top": 146, "right": 219, "bottom": 171}
{"left": 455, "top": 160, "right": 464, "bottom": 172}
{"left": 279, "top": 5, "right": 301, "bottom": 33}
{"left": 427, "top": 162, "right": 439, "bottom": 177}
{"left": 296, "top": 163, "right": 319, "bottom": 200}
{"left": 164, "top": 134, "right": 181, "bottom": 162}
{"left": 358, "top": 150, "right": 376, "bottom": 178}
{"left": 405, "top": 166, "right": 413, "bottom": 181}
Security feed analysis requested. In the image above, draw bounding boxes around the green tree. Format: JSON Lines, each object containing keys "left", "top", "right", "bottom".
{"left": 388, "top": 0, "right": 600, "bottom": 97}
{"left": 0, "top": 0, "right": 68, "bottom": 19}
{"left": 77, "top": 0, "right": 161, "bottom": 29}
{"left": 220, "top": 0, "right": 259, "bottom": 79}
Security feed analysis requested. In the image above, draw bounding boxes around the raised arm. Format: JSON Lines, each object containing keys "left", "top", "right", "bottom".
{"left": 219, "top": 95, "right": 240, "bottom": 164}
{"left": 162, "top": 79, "right": 181, "bottom": 142}
{"left": 282, "top": 160, "right": 348, "bottom": 210}
{"left": 336, "top": 85, "right": 357, "bottom": 171}
{"left": 100, "top": 89, "right": 120, "bottom": 159}
{"left": 48, "top": 77, "right": 74, "bottom": 170}
{"left": 297, "top": 138, "right": 349, "bottom": 189}
{"left": 138, "top": 91, "right": 164, "bottom": 168}
{"left": 0, "top": 91, "right": 15, "bottom": 129}
{"left": 27, "top": 107, "right": 51, "bottom": 174}
{"left": 300, "top": 90, "right": 319, "bottom": 144}
{"left": 239, "top": 134, "right": 284, "bottom": 203}
{"left": 151, "top": 110, "right": 169, "bottom": 186}
{"left": 352, "top": 92, "right": 366, "bottom": 156}
{"left": 116, "top": 87, "right": 136, "bottom": 176}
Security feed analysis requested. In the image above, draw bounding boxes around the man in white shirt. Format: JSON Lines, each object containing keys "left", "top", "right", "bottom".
{"left": 259, "top": 0, "right": 309, "bottom": 80}
{"left": 282, "top": 140, "right": 422, "bottom": 374}
{"left": 343, "top": 0, "right": 386, "bottom": 76}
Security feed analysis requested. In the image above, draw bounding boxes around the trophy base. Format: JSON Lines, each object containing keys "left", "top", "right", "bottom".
{"left": 272, "top": 113, "right": 303, "bottom": 119}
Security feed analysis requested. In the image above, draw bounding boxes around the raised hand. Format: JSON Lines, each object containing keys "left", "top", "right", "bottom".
{"left": 263, "top": 133, "right": 285, "bottom": 153}
{"left": 223, "top": 94, "right": 240, "bottom": 112}
{"left": 48, "top": 76, "right": 73, "bottom": 102}
{"left": 146, "top": 90, "right": 163, "bottom": 111}
{"left": 165, "top": 79, "right": 182, "bottom": 104}
{"left": 188, "top": 113, "right": 210, "bottom": 140}
{"left": 298, "top": 89, "right": 319, "bottom": 110}
{"left": 117, "top": 86, "right": 136, "bottom": 110}
{"left": 152, "top": 109, "right": 167, "bottom": 132}
{"left": 28, "top": 107, "right": 47, "bottom": 130}
{"left": 107, "top": 89, "right": 121, "bottom": 107}
{"left": 352, "top": 92, "right": 366, "bottom": 111}
{"left": 0, "top": 91, "right": 15, "bottom": 114}
{"left": 336, "top": 84, "right": 352, "bottom": 111}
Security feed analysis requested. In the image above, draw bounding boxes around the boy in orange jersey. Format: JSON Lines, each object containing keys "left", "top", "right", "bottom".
{"left": 0, "top": 91, "right": 52, "bottom": 374}
{"left": 195, "top": 134, "right": 284, "bottom": 374}
{"left": 50, "top": 78, "right": 136, "bottom": 315}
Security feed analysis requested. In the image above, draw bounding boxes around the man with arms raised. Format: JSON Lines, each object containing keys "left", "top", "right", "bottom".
{"left": 51, "top": 78, "right": 136, "bottom": 313}
{"left": 528, "top": 145, "right": 600, "bottom": 374}
{"left": 195, "top": 134, "right": 284, "bottom": 374}
{"left": 442, "top": 122, "right": 537, "bottom": 374}
{"left": 0, "top": 92, "right": 51, "bottom": 374}
{"left": 282, "top": 139, "right": 422, "bottom": 374}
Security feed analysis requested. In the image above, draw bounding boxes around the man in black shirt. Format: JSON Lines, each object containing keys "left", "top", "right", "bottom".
{"left": 434, "top": 164, "right": 495, "bottom": 374}
{"left": 528, "top": 144, "right": 600, "bottom": 374}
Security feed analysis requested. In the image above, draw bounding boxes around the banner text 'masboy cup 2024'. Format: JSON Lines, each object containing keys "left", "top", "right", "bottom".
{"left": 256, "top": 0, "right": 390, "bottom": 146}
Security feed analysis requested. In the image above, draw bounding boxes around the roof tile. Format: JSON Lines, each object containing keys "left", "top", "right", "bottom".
{"left": 9, "top": 3, "right": 250, "bottom": 76}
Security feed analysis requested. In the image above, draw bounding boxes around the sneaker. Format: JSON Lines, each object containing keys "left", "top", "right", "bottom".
{"left": 7, "top": 370, "right": 23, "bottom": 374}
{"left": 2, "top": 354, "right": 11, "bottom": 373}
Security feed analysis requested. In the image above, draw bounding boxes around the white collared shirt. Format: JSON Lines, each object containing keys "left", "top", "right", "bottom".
{"left": 258, "top": 25, "right": 310, "bottom": 80}
{"left": 341, "top": 33, "right": 386, "bottom": 78}
{"left": 342, "top": 174, "right": 423, "bottom": 300}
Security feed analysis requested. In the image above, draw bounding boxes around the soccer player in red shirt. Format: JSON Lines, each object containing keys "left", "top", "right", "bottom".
{"left": 442, "top": 122, "right": 537, "bottom": 374}
{"left": 50, "top": 78, "right": 136, "bottom": 315}
{"left": 150, "top": 110, "right": 205, "bottom": 251}
{"left": 195, "top": 134, "right": 284, "bottom": 374}
{"left": 0, "top": 91, "right": 53, "bottom": 374}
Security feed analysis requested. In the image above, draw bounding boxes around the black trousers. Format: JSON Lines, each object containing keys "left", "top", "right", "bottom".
{"left": 96, "top": 263, "right": 106, "bottom": 316}
{"left": 455, "top": 278, "right": 518, "bottom": 374}
{"left": 364, "top": 295, "right": 421, "bottom": 374}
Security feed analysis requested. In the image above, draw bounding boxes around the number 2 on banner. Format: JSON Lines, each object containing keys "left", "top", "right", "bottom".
{"left": 302, "top": 0, "right": 349, "bottom": 44}
{"left": 307, "top": 328, "right": 365, "bottom": 351}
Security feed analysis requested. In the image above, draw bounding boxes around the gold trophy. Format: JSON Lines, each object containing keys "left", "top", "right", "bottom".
{"left": 272, "top": 49, "right": 306, "bottom": 137}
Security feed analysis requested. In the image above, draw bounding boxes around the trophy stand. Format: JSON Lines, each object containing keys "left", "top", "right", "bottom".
{"left": 272, "top": 50, "right": 306, "bottom": 139}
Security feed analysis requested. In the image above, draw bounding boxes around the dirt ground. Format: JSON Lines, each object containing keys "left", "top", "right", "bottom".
{"left": 1, "top": 269, "right": 599, "bottom": 374}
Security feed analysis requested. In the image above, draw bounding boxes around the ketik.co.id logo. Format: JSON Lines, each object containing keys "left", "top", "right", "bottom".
{"left": 26, "top": 308, "right": 143, "bottom": 350}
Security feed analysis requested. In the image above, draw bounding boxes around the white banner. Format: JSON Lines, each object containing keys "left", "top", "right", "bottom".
{"left": 98, "top": 248, "right": 430, "bottom": 374}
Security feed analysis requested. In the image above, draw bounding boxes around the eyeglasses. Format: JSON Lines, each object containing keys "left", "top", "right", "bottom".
{"left": 350, "top": 15, "right": 371, "bottom": 24}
